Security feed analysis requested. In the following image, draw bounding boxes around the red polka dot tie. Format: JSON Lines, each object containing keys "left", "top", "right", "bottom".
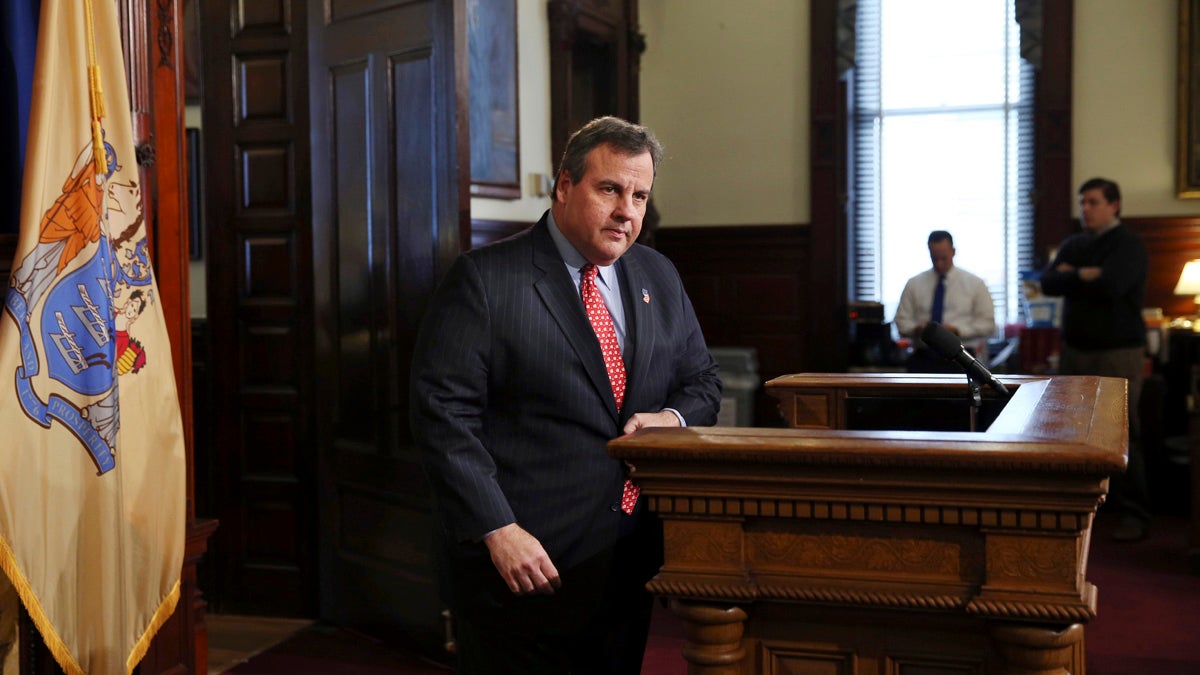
{"left": 580, "top": 264, "right": 639, "bottom": 514}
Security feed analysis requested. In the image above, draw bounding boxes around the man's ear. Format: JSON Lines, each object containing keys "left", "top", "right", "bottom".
{"left": 554, "top": 173, "right": 569, "bottom": 203}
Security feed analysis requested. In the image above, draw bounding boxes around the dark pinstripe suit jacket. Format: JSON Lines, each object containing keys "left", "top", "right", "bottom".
{"left": 411, "top": 213, "right": 721, "bottom": 574}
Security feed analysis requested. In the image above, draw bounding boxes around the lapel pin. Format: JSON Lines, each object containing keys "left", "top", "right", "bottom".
{"left": 642, "top": 288, "right": 650, "bottom": 304}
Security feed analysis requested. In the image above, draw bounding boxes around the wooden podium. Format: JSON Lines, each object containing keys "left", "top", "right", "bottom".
{"left": 609, "top": 373, "right": 1127, "bottom": 675}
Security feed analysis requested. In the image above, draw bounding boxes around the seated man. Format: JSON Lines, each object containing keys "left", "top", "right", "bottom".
{"left": 894, "top": 230, "right": 996, "bottom": 373}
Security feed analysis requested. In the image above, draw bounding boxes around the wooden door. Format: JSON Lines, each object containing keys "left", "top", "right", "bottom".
{"left": 199, "top": 0, "right": 319, "bottom": 616}
{"left": 547, "top": 0, "right": 643, "bottom": 169}
{"left": 308, "top": 0, "right": 467, "bottom": 654}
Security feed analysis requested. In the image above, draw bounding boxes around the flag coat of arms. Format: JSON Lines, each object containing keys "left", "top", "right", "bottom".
{"left": 0, "top": 0, "right": 186, "bottom": 673}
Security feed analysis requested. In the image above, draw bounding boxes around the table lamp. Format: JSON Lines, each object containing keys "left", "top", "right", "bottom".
{"left": 1174, "top": 259, "right": 1200, "bottom": 318}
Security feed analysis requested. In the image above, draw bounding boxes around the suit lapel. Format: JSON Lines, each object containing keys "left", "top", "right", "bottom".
{"left": 617, "top": 250, "right": 655, "bottom": 417}
{"left": 529, "top": 218, "right": 621, "bottom": 421}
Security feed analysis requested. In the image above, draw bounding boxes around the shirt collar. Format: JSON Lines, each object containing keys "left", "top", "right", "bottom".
{"left": 547, "top": 210, "right": 618, "bottom": 286}
{"left": 1092, "top": 218, "right": 1122, "bottom": 237}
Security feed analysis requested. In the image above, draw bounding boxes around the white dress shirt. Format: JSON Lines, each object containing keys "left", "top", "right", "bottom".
{"left": 894, "top": 266, "right": 996, "bottom": 342}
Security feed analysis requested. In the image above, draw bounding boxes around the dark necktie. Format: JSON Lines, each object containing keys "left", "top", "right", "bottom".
{"left": 580, "top": 264, "right": 638, "bottom": 514}
{"left": 930, "top": 274, "right": 946, "bottom": 324}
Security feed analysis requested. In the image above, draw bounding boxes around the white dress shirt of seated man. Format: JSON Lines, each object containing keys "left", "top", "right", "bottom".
{"left": 893, "top": 230, "right": 996, "bottom": 356}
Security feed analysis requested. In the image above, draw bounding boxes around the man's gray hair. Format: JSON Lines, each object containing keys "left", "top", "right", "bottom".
{"left": 552, "top": 116, "right": 663, "bottom": 196}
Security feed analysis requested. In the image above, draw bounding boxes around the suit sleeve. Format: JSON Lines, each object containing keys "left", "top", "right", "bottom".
{"left": 660, "top": 271, "right": 722, "bottom": 427}
{"left": 410, "top": 254, "right": 515, "bottom": 544}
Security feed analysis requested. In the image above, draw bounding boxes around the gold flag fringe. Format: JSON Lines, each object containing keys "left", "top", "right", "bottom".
{"left": 0, "top": 533, "right": 84, "bottom": 675}
{"left": 1, "top": 530, "right": 182, "bottom": 675}
{"left": 126, "top": 580, "right": 181, "bottom": 675}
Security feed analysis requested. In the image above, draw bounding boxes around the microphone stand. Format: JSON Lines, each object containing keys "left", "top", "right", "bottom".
{"left": 966, "top": 374, "right": 983, "bottom": 432}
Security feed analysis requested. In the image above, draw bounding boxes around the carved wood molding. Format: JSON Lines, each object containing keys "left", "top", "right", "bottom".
{"left": 156, "top": 0, "right": 175, "bottom": 69}
{"left": 650, "top": 578, "right": 1094, "bottom": 622}
{"left": 966, "top": 594, "right": 1096, "bottom": 623}
{"left": 649, "top": 496, "right": 1092, "bottom": 532}
{"left": 647, "top": 579, "right": 968, "bottom": 611}
{"left": 989, "top": 535, "right": 1078, "bottom": 580}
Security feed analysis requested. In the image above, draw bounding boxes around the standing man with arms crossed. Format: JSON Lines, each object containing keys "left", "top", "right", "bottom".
{"left": 411, "top": 116, "right": 722, "bottom": 674}
{"left": 1041, "top": 177, "right": 1150, "bottom": 542}
{"left": 894, "top": 230, "right": 996, "bottom": 372}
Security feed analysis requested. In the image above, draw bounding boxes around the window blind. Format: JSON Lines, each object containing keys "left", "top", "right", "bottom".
{"left": 849, "top": 0, "right": 1035, "bottom": 334}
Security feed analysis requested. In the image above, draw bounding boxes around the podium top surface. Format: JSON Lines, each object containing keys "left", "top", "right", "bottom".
{"left": 612, "top": 373, "right": 1127, "bottom": 476}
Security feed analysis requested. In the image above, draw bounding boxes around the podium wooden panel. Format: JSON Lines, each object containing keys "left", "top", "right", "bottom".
{"left": 609, "top": 373, "right": 1127, "bottom": 675}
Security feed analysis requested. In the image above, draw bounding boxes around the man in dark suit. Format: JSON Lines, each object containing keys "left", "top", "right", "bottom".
{"left": 411, "top": 116, "right": 722, "bottom": 674}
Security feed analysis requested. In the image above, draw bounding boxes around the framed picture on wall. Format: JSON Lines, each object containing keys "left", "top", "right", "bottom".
{"left": 1178, "top": 0, "right": 1200, "bottom": 198}
{"left": 468, "top": 0, "right": 520, "bottom": 199}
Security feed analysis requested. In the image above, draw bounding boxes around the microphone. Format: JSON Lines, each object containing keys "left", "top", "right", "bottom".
{"left": 920, "top": 322, "right": 1011, "bottom": 398}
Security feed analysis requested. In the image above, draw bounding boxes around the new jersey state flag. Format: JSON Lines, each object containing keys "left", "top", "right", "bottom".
{"left": 0, "top": 0, "right": 186, "bottom": 673}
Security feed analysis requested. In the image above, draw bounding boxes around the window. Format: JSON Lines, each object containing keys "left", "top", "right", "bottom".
{"left": 849, "top": 0, "right": 1034, "bottom": 334}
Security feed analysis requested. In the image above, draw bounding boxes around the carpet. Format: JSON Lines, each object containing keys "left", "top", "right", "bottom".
{"left": 220, "top": 511, "right": 1200, "bottom": 674}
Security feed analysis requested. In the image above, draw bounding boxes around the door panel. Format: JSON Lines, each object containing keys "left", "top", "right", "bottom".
{"left": 310, "top": 0, "right": 463, "bottom": 654}
{"left": 200, "top": 0, "right": 317, "bottom": 616}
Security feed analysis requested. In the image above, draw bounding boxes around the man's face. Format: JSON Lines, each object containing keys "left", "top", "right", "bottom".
{"left": 552, "top": 144, "right": 653, "bottom": 266}
{"left": 929, "top": 239, "right": 955, "bottom": 276}
{"left": 1078, "top": 188, "right": 1119, "bottom": 233}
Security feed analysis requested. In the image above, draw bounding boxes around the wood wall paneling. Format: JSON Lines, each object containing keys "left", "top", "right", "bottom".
{"left": 1125, "top": 216, "right": 1200, "bottom": 317}
{"left": 655, "top": 225, "right": 809, "bottom": 427}
{"left": 470, "top": 218, "right": 533, "bottom": 249}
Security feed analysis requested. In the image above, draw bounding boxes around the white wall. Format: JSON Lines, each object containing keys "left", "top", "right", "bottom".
{"left": 1073, "top": 0, "right": 1197, "bottom": 216}
{"left": 639, "top": 0, "right": 810, "bottom": 227}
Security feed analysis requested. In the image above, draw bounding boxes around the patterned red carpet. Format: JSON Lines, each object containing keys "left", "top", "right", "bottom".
{"left": 221, "top": 511, "right": 1199, "bottom": 674}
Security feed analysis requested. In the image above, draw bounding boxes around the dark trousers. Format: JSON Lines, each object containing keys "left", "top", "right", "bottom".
{"left": 1060, "top": 343, "right": 1150, "bottom": 520}
{"left": 449, "top": 512, "right": 661, "bottom": 674}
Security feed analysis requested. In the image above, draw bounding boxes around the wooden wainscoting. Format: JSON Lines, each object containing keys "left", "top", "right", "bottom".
{"left": 470, "top": 218, "right": 534, "bottom": 250}
{"left": 1125, "top": 215, "right": 1200, "bottom": 317}
{"left": 655, "top": 224, "right": 810, "bottom": 426}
